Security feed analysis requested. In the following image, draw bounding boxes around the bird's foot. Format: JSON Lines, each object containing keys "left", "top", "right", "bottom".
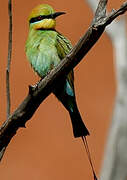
{"left": 29, "top": 78, "right": 43, "bottom": 94}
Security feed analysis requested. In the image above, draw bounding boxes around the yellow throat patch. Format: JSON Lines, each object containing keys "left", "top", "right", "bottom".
{"left": 33, "top": 19, "right": 56, "bottom": 30}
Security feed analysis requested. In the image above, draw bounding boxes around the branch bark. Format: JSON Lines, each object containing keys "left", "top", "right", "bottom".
{"left": 0, "top": 0, "right": 127, "bottom": 161}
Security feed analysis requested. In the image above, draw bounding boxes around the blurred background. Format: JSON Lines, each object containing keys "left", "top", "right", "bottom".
{"left": 0, "top": 0, "right": 123, "bottom": 179}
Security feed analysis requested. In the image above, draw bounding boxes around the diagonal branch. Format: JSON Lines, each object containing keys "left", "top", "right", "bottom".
{"left": 0, "top": 0, "right": 127, "bottom": 161}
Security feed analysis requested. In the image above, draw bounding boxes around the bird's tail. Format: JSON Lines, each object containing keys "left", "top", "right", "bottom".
{"left": 70, "top": 108, "right": 97, "bottom": 179}
{"left": 81, "top": 136, "right": 98, "bottom": 180}
{"left": 69, "top": 107, "right": 89, "bottom": 138}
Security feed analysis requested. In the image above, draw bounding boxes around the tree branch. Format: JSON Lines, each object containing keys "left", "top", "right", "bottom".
{"left": 6, "top": 0, "right": 12, "bottom": 119}
{"left": 1, "top": 0, "right": 13, "bottom": 161}
{"left": 0, "top": 0, "right": 127, "bottom": 161}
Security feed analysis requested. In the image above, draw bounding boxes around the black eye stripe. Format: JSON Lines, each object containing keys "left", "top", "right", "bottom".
{"left": 29, "top": 12, "right": 66, "bottom": 24}
{"left": 29, "top": 14, "right": 54, "bottom": 23}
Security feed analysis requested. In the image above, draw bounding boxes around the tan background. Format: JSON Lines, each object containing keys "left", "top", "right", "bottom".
{"left": 0, "top": 0, "right": 123, "bottom": 179}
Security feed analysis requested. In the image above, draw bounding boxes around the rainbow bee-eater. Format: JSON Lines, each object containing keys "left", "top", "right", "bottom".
{"left": 25, "top": 4, "right": 89, "bottom": 138}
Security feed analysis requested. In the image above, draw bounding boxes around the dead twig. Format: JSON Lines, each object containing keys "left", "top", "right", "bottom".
{"left": 1, "top": 0, "right": 13, "bottom": 161}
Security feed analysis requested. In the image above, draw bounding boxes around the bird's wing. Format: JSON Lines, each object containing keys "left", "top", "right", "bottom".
{"left": 56, "top": 32, "right": 74, "bottom": 90}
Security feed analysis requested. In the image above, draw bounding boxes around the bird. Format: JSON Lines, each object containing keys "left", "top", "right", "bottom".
{"left": 25, "top": 4, "right": 89, "bottom": 138}
{"left": 25, "top": 4, "right": 97, "bottom": 179}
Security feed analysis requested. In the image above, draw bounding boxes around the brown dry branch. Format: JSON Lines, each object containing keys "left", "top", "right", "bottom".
{"left": 0, "top": 0, "right": 127, "bottom": 161}
{"left": 0, "top": 0, "right": 13, "bottom": 160}
{"left": 6, "top": 0, "right": 12, "bottom": 119}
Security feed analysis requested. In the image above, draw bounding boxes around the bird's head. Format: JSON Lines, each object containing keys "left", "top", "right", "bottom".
{"left": 28, "top": 4, "right": 66, "bottom": 30}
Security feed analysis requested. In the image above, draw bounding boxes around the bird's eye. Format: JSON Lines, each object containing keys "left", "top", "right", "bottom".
{"left": 37, "top": 16, "right": 43, "bottom": 21}
{"left": 29, "top": 16, "right": 44, "bottom": 23}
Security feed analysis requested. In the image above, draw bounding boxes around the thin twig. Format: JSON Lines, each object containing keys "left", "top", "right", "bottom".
{"left": 105, "top": 2, "right": 127, "bottom": 26}
{"left": 1, "top": 0, "right": 13, "bottom": 161}
{"left": 0, "top": 0, "right": 127, "bottom": 161}
{"left": 6, "top": 0, "right": 12, "bottom": 119}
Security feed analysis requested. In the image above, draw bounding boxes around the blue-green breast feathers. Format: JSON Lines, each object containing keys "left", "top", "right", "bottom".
{"left": 25, "top": 29, "right": 74, "bottom": 96}
{"left": 26, "top": 30, "right": 59, "bottom": 77}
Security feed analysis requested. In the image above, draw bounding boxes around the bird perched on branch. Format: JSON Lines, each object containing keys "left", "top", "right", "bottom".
{"left": 25, "top": 4, "right": 89, "bottom": 138}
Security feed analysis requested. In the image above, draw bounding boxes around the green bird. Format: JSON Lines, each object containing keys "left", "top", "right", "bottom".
{"left": 25, "top": 4, "right": 89, "bottom": 138}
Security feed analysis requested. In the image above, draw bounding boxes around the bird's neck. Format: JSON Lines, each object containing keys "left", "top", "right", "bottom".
{"left": 27, "top": 27, "right": 58, "bottom": 45}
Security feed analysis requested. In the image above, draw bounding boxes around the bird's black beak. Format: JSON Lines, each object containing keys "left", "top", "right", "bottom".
{"left": 52, "top": 12, "right": 66, "bottom": 19}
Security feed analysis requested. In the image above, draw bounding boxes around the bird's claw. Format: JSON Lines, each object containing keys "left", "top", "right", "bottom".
{"left": 29, "top": 78, "right": 43, "bottom": 94}
{"left": 31, "top": 83, "right": 39, "bottom": 90}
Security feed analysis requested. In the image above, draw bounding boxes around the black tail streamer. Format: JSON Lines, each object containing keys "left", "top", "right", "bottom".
{"left": 81, "top": 136, "right": 98, "bottom": 180}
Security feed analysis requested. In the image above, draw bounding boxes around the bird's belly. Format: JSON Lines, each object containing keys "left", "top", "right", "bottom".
{"left": 28, "top": 49, "right": 60, "bottom": 78}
